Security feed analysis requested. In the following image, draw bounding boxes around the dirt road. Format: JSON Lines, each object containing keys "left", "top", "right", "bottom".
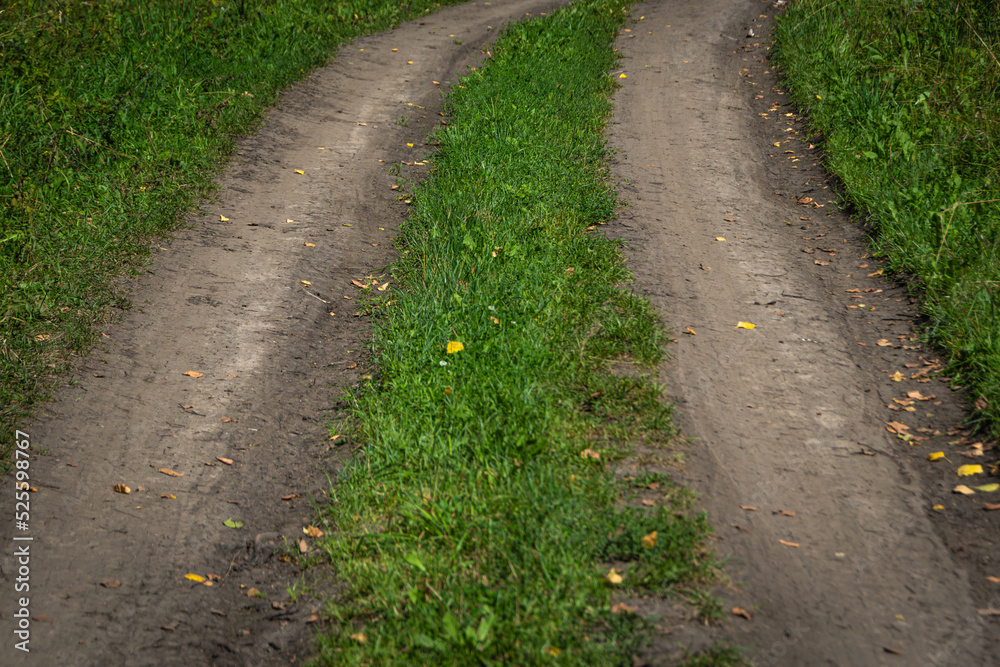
{"left": 3, "top": 0, "right": 998, "bottom": 665}
{"left": 610, "top": 0, "right": 996, "bottom": 664}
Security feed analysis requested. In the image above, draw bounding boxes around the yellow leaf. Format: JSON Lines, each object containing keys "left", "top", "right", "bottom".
{"left": 113, "top": 484, "right": 131, "bottom": 494}
{"left": 392, "top": 48, "right": 398, "bottom": 52}
{"left": 301, "top": 280, "right": 311, "bottom": 286}
{"left": 975, "top": 484, "right": 1000, "bottom": 492}
{"left": 350, "top": 632, "right": 366, "bottom": 644}
{"left": 958, "top": 464, "right": 984, "bottom": 477}
{"left": 377, "top": 282, "right": 390, "bottom": 292}
{"left": 545, "top": 646, "right": 562, "bottom": 657}
{"left": 684, "top": 327, "right": 696, "bottom": 335}
{"left": 954, "top": 484, "right": 975, "bottom": 495}
{"left": 619, "top": 73, "right": 627, "bottom": 79}
{"left": 446, "top": 341, "right": 464, "bottom": 354}
{"left": 928, "top": 452, "right": 945, "bottom": 461}
{"left": 304, "top": 242, "right": 316, "bottom": 247}
{"left": 219, "top": 215, "right": 229, "bottom": 222}
{"left": 303, "top": 525, "right": 324, "bottom": 538}
{"left": 407, "top": 143, "right": 414, "bottom": 147}
{"left": 294, "top": 169, "right": 305, "bottom": 175}
{"left": 183, "top": 371, "right": 203, "bottom": 378}
{"left": 932, "top": 504, "right": 945, "bottom": 511}
{"left": 816, "top": 94, "right": 822, "bottom": 100}
{"left": 715, "top": 236, "right": 726, "bottom": 241}
{"left": 185, "top": 573, "right": 206, "bottom": 582}
{"left": 161, "top": 494, "right": 176, "bottom": 499}
{"left": 285, "top": 218, "right": 295, "bottom": 223}
{"left": 736, "top": 321, "right": 755, "bottom": 330}
{"left": 641, "top": 531, "right": 658, "bottom": 549}
{"left": 890, "top": 371, "right": 904, "bottom": 382}
{"left": 606, "top": 568, "right": 623, "bottom": 585}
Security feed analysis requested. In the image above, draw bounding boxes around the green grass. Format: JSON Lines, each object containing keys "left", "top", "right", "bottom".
{"left": 772, "top": 0, "right": 1000, "bottom": 434}
{"left": 307, "top": 1, "right": 716, "bottom": 664}
{"left": 0, "top": 0, "right": 464, "bottom": 455}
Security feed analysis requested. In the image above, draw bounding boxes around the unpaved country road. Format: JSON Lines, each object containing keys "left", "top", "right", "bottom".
{"left": 0, "top": 2, "right": 566, "bottom": 665}
{"left": 2, "top": 0, "right": 997, "bottom": 666}
{"left": 610, "top": 0, "right": 994, "bottom": 665}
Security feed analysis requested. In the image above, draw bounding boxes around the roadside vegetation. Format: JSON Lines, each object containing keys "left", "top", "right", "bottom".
{"left": 309, "top": 2, "right": 719, "bottom": 664}
{"left": 773, "top": 0, "right": 1000, "bottom": 434}
{"left": 0, "top": 0, "right": 464, "bottom": 456}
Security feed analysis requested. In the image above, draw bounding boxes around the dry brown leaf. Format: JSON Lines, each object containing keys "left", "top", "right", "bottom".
{"left": 304, "top": 525, "right": 324, "bottom": 538}
{"left": 113, "top": 484, "right": 131, "bottom": 494}
{"left": 886, "top": 421, "right": 910, "bottom": 434}
{"left": 984, "top": 502, "right": 1000, "bottom": 511}
{"left": 298, "top": 538, "right": 309, "bottom": 553}
{"left": 779, "top": 540, "right": 800, "bottom": 548}
{"left": 306, "top": 612, "right": 321, "bottom": 623}
{"left": 732, "top": 607, "right": 752, "bottom": 621}
{"left": 282, "top": 494, "right": 301, "bottom": 501}
{"left": 580, "top": 448, "right": 601, "bottom": 460}
{"left": 611, "top": 602, "right": 639, "bottom": 615}
{"left": 216, "top": 457, "right": 234, "bottom": 465}
{"left": 246, "top": 588, "right": 261, "bottom": 598}
{"left": 976, "top": 396, "right": 989, "bottom": 411}
{"left": 101, "top": 579, "right": 122, "bottom": 588}
{"left": 740, "top": 505, "right": 758, "bottom": 511}
{"left": 182, "top": 371, "right": 204, "bottom": 378}
{"left": 158, "top": 468, "right": 183, "bottom": 477}
{"left": 987, "top": 576, "right": 1000, "bottom": 584}
{"left": 162, "top": 621, "right": 180, "bottom": 631}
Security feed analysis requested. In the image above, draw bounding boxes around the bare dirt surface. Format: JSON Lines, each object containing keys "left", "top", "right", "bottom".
{"left": 609, "top": 0, "right": 999, "bottom": 665}
{"left": 0, "top": 2, "right": 566, "bottom": 665}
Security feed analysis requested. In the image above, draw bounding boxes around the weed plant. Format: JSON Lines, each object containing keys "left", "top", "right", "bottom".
{"left": 313, "top": 1, "right": 715, "bottom": 663}
{"left": 773, "top": 0, "right": 1000, "bottom": 433}
{"left": 0, "top": 0, "right": 463, "bottom": 453}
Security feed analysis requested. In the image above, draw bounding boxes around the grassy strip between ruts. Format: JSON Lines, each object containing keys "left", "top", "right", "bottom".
{"left": 772, "top": 0, "right": 1000, "bottom": 435}
{"left": 308, "top": 2, "right": 718, "bottom": 665}
{"left": 0, "top": 0, "right": 465, "bottom": 457}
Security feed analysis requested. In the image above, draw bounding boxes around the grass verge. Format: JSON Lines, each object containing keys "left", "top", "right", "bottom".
{"left": 772, "top": 0, "right": 1000, "bottom": 434}
{"left": 308, "top": 1, "right": 717, "bottom": 664}
{"left": 0, "top": 0, "right": 464, "bottom": 456}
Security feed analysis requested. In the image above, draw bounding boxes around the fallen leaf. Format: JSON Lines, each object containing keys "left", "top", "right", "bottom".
{"left": 246, "top": 588, "right": 262, "bottom": 598}
{"left": 350, "top": 632, "right": 367, "bottom": 643}
{"left": 957, "top": 464, "right": 984, "bottom": 477}
{"left": 619, "top": 73, "right": 627, "bottom": 79}
{"left": 740, "top": 505, "right": 758, "bottom": 511}
{"left": 304, "top": 525, "right": 324, "bottom": 538}
{"left": 185, "top": 573, "right": 206, "bottom": 582}
{"left": 207, "top": 573, "right": 221, "bottom": 581}
{"left": 928, "top": 452, "right": 945, "bottom": 461}
{"left": 158, "top": 468, "right": 183, "bottom": 477}
{"left": 285, "top": 218, "right": 295, "bottom": 223}
{"left": 975, "top": 484, "right": 999, "bottom": 492}
{"left": 304, "top": 242, "right": 316, "bottom": 247}
{"left": 377, "top": 281, "right": 390, "bottom": 292}
{"left": 183, "top": 371, "right": 204, "bottom": 378}
{"left": 883, "top": 647, "right": 904, "bottom": 655}
{"left": 774, "top": 510, "right": 796, "bottom": 517}
{"left": 867, "top": 269, "right": 884, "bottom": 277}
{"left": 294, "top": 169, "right": 305, "bottom": 175}
{"left": 300, "top": 280, "right": 311, "bottom": 286}
{"left": 306, "top": 612, "right": 321, "bottom": 623}
{"left": 779, "top": 540, "right": 799, "bottom": 548}
{"left": 216, "top": 457, "right": 233, "bottom": 465}
{"left": 907, "top": 391, "right": 934, "bottom": 400}
{"left": 282, "top": 494, "right": 301, "bottom": 501}
{"left": 161, "top": 494, "right": 176, "bottom": 499}
{"left": 223, "top": 519, "right": 243, "bottom": 529}
{"left": 984, "top": 503, "right": 1000, "bottom": 511}
{"left": 640, "top": 499, "right": 655, "bottom": 506}
{"left": 876, "top": 339, "right": 892, "bottom": 346}
{"left": 732, "top": 607, "right": 752, "bottom": 621}
{"left": 580, "top": 448, "right": 601, "bottom": 460}
{"left": 446, "top": 341, "right": 465, "bottom": 354}
{"left": 162, "top": 621, "right": 180, "bottom": 631}
{"left": 988, "top": 576, "right": 1000, "bottom": 584}
{"left": 606, "top": 568, "right": 623, "bottom": 585}
{"left": 715, "top": 236, "right": 726, "bottom": 242}
{"left": 736, "top": 321, "right": 756, "bottom": 330}
{"left": 954, "top": 485, "right": 976, "bottom": 495}
{"left": 611, "top": 602, "right": 638, "bottom": 615}
{"left": 298, "top": 538, "right": 309, "bottom": 553}
{"left": 113, "top": 484, "right": 131, "bottom": 494}
{"left": 101, "top": 579, "right": 122, "bottom": 588}
{"left": 641, "top": 531, "right": 658, "bottom": 549}
{"left": 976, "top": 396, "right": 989, "bottom": 411}
{"left": 889, "top": 371, "right": 904, "bottom": 382}
{"left": 350, "top": 279, "right": 366, "bottom": 288}
{"left": 684, "top": 327, "right": 697, "bottom": 335}
{"left": 219, "top": 215, "right": 229, "bottom": 222}
{"left": 977, "top": 608, "right": 1000, "bottom": 616}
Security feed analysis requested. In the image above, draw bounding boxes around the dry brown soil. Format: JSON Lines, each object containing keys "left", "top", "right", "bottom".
{"left": 2, "top": 0, "right": 999, "bottom": 666}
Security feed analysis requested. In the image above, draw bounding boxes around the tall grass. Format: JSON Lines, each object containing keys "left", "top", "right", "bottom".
{"left": 308, "top": 2, "right": 716, "bottom": 663}
{"left": 0, "top": 0, "right": 463, "bottom": 452}
{"left": 773, "top": 0, "right": 1000, "bottom": 434}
